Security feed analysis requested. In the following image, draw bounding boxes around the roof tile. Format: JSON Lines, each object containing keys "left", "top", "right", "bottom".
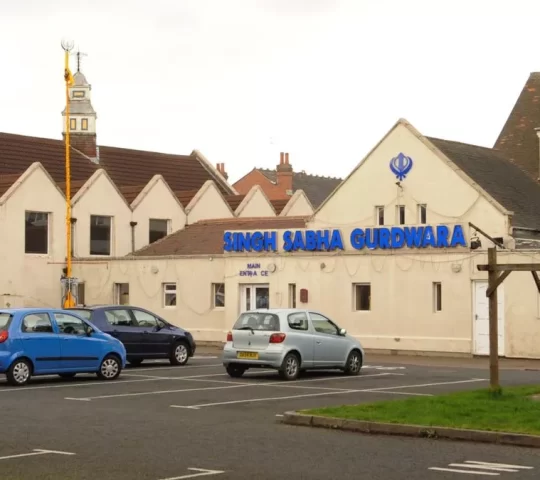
{"left": 132, "top": 216, "right": 308, "bottom": 256}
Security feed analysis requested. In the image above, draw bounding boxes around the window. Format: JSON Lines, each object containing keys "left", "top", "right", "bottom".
{"left": 212, "top": 283, "right": 225, "bottom": 308}
{"left": 288, "top": 312, "right": 308, "bottom": 331}
{"left": 54, "top": 313, "right": 88, "bottom": 335}
{"left": 90, "top": 215, "right": 111, "bottom": 255}
{"left": 397, "top": 205, "right": 405, "bottom": 225}
{"left": 73, "top": 91, "right": 85, "bottom": 98}
{"left": 70, "top": 118, "right": 77, "bottom": 130}
{"left": 433, "top": 282, "right": 442, "bottom": 312}
{"left": 68, "top": 309, "right": 92, "bottom": 321}
{"left": 163, "top": 283, "right": 177, "bottom": 307}
{"left": 310, "top": 312, "right": 338, "bottom": 335}
{"left": 375, "top": 206, "right": 384, "bottom": 226}
{"left": 149, "top": 219, "right": 169, "bottom": 244}
{"left": 354, "top": 283, "right": 371, "bottom": 311}
{"left": 132, "top": 309, "right": 158, "bottom": 328}
{"left": 81, "top": 118, "right": 88, "bottom": 131}
{"left": 21, "top": 313, "right": 53, "bottom": 333}
{"left": 288, "top": 283, "right": 296, "bottom": 308}
{"left": 104, "top": 309, "right": 134, "bottom": 327}
{"left": 25, "top": 211, "right": 49, "bottom": 254}
{"left": 76, "top": 282, "right": 85, "bottom": 306}
{"left": 233, "top": 312, "right": 280, "bottom": 331}
{"left": 114, "top": 283, "right": 129, "bottom": 305}
{"left": 418, "top": 204, "right": 427, "bottom": 224}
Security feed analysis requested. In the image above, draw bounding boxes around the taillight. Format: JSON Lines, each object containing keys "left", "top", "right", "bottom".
{"left": 269, "top": 333, "right": 286, "bottom": 343}
{"left": 226, "top": 331, "right": 232, "bottom": 342}
{"left": 0, "top": 330, "right": 8, "bottom": 343}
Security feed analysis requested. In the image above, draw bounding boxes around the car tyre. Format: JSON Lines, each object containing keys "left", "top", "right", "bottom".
{"left": 58, "top": 373, "right": 77, "bottom": 380}
{"left": 225, "top": 365, "right": 246, "bottom": 378}
{"left": 170, "top": 341, "right": 190, "bottom": 366}
{"left": 278, "top": 352, "right": 300, "bottom": 381}
{"left": 7, "top": 358, "right": 32, "bottom": 386}
{"left": 96, "top": 354, "right": 122, "bottom": 381}
{"left": 344, "top": 350, "right": 362, "bottom": 376}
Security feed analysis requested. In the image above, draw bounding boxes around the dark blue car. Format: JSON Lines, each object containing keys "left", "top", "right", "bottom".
{"left": 68, "top": 305, "right": 196, "bottom": 367}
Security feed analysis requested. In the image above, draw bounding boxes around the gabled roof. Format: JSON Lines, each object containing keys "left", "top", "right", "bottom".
{"left": 224, "top": 194, "right": 246, "bottom": 211}
{"left": 131, "top": 217, "right": 308, "bottom": 257}
{"left": 258, "top": 169, "right": 342, "bottom": 208}
{"left": 494, "top": 72, "right": 540, "bottom": 180}
{"left": 270, "top": 199, "right": 289, "bottom": 214}
{"left": 0, "top": 132, "right": 235, "bottom": 204}
{"left": 428, "top": 137, "right": 540, "bottom": 230}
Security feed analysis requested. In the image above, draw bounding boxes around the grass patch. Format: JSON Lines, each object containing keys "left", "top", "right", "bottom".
{"left": 303, "top": 385, "right": 540, "bottom": 435}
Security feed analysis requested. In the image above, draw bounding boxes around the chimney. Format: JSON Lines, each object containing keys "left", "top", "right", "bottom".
{"left": 67, "top": 134, "right": 98, "bottom": 161}
{"left": 276, "top": 151, "right": 293, "bottom": 196}
{"left": 216, "top": 162, "right": 228, "bottom": 180}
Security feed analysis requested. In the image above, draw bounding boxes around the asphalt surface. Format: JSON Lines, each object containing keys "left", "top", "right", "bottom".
{"left": 2, "top": 354, "right": 540, "bottom": 480}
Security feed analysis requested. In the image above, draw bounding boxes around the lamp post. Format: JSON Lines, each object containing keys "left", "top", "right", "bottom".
{"left": 61, "top": 38, "right": 76, "bottom": 308}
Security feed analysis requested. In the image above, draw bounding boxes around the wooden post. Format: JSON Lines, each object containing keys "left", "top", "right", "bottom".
{"left": 487, "top": 247, "right": 499, "bottom": 390}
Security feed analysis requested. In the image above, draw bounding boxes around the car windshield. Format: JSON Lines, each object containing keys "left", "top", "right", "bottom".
{"left": 233, "top": 312, "right": 280, "bottom": 332}
{"left": 68, "top": 309, "right": 92, "bottom": 321}
{"left": 0, "top": 313, "right": 12, "bottom": 329}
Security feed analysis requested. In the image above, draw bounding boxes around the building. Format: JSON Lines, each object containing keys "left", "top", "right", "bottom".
{"left": 233, "top": 152, "right": 342, "bottom": 208}
{"left": 0, "top": 67, "right": 314, "bottom": 309}
{"left": 73, "top": 118, "right": 540, "bottom": 358}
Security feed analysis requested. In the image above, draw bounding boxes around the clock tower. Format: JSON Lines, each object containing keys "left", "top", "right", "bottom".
{"left": 61, "top": 53, "right": 98, "bottom": 161}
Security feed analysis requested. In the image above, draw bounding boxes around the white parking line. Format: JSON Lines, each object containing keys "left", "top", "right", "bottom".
{"left": 428, "top": 460, "right": 534, "bottom": 475}
{"left": 0, "top": 449, "right": 76, "bottom": 461}
{"left": 170, "top": 378, "right": 487, "bottom": 409}
{"left": 159, "top": 467, "right": 225, "bottom": 479}
{"left": 63, "top": 373, "right": 397, "bottom": 401}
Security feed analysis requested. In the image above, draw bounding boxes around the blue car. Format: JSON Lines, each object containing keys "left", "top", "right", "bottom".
{"left": 67, "top": 305, "right": 196, "bottom": 367}
{"left": 0, "top": 308, "right": 127, "bottom": 386}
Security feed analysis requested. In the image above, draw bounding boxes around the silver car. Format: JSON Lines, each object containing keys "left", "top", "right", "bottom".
{"left": 222, "top": 308, "right": 364, "bottom": 381}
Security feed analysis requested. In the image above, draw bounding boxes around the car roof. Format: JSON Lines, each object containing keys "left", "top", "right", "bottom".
{"left": 240, "top": 308, "right": 308, "bottom": 315}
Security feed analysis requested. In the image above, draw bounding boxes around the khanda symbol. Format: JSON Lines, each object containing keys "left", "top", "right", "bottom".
{"left": 390, "top": 153, "right": 413, "bottom": 181}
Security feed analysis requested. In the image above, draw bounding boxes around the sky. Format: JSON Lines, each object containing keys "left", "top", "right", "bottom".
{"left": 0, "top": 0, "right": 538, "bottom": 184}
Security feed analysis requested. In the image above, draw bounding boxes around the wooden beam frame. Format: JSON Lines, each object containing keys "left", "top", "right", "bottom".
{"left": 476, "top": 248, "right": 540, "bottom": 391}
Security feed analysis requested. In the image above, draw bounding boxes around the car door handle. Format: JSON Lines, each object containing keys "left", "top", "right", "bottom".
{"left": 316, "top": 341, "right": 322, "bottom": 344}
{"left": 143, "top": 331, "right": 149, "bottom": 334}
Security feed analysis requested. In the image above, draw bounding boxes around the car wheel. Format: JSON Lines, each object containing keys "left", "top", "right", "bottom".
{"left": 226, "top": 365, "right": 246, "bottom": 378}
{"left": 344, "top": 350, "right": 362, "bottom": 375}
{"left": 58, "top": 373, "right": 77, "bottom": 380}
{"left": 170, "top": 341, "right": 189, "bottom": 366}
{"left": 278, "top": 352, "right": 300, "bottom": 381}
{"left": 96, "top": 354, "right": 122, "bottom": 381}
{"left": 127, "top": 358, "right": 143, "bottom": 367}
{"left": 7, "top": 358, "right": 32, "bottom": 386}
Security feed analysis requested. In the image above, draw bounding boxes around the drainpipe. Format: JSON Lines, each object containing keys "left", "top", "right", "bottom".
{"left": 130, "top": 221, "right": 137, "bottom": 253}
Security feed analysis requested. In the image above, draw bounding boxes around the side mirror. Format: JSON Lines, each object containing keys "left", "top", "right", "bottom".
{"left": 86, "top": 327, "right": 94, "bottom": 336}
{"left": 339, "top": 328, "right": 347, "bottom": 336}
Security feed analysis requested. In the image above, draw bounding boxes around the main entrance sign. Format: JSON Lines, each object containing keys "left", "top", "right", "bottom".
{"left": 223, "top": 224, "right": 467, "bottom": 252}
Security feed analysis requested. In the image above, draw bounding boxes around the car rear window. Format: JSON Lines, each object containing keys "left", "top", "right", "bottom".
{"left": 0, "top": 313, "right": 12, "bottom": 329}
{"left": 233, "top": 312, "right": 280, "bottom": 332}
{"left": 68, "top": 309, "right": 92, "bottom": 321}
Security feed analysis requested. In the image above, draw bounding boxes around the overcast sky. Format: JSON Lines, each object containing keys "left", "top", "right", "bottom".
{"left": 0, "top": 0, "right": 538, "bottom": 183}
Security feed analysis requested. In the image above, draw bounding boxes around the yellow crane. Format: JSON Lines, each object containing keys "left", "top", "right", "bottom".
{"left": 61, "top": 39, "right": 76, "bottom": 308}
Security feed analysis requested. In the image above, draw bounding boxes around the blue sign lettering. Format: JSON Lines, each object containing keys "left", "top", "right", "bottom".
{"left": 224, "top": 225, "right": 467, "bottom": 252}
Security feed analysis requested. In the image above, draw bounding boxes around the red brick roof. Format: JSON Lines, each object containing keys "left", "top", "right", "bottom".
{"left": 0, "top": 173, "right": 25, "bottom": 197}
{"left": 175, "top": 189, "right": 200, "bottom": 208}
{"left": 0, "top": 132, "right": 234, "bottom": 204}
{"left": 494, "top": 72, "right": 540, "bottom": 180}
{"left": 224, "top": 194, "right": 246, "bottom": 211}
{"left": 131, "top": 216, "right": 308, "bottom": 256}
{"left": 270, "top": 198, "right": 289, "bottom": 214}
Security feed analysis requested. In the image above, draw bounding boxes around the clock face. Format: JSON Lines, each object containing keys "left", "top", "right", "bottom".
{"left": 73, "top": 91, "right": 85, "bottom": 98}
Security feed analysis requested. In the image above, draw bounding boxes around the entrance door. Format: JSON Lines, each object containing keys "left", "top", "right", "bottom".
{"left": 240, "top": 285, "right": 270, "bottom": 313}
{"left": 473, "top": 280, "right": 505, "bottom": 356}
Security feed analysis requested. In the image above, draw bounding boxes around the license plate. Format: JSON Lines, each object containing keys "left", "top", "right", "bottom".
{"left": 237, "top": 351, "right": 259, "bottom": 359}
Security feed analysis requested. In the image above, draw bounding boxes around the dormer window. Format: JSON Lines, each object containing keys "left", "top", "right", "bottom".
{"left": 81, "top": 118, "right": 88, "bottom": 131}
{"left": 69, "top": 118, "right": 77, "bottom": 130}
{"left": 73, "top": 91, "right": 85, "bottom": 98}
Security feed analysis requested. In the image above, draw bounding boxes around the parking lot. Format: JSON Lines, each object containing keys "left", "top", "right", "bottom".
{"left": 2, "top": 354, "right": 540, "bottom": 479}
